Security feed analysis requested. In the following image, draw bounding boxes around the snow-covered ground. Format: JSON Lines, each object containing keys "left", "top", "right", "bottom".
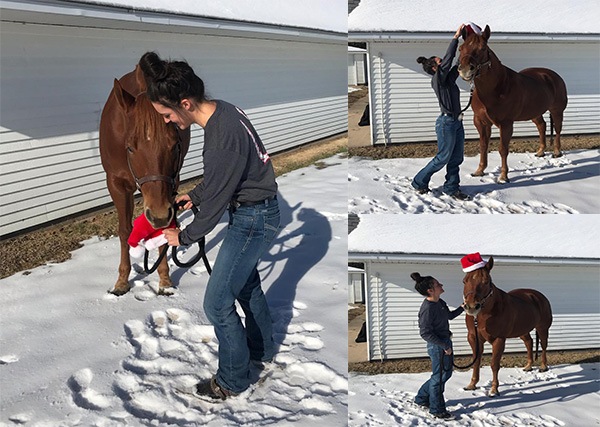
{"left": 0, "top": 155, "right": 348, "bottom": 426}
{"left": 349, "top": 363, "right": 600, "bottom": 426}
{"left": 348, "top": 87, "right": 362, "bottom": 93}
{"left": 348, "top": 150, "right": 600, "bottom": 214}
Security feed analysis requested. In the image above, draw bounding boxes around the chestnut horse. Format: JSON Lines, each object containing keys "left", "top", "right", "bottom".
{"left": 458, "top": 25, "right": 568, "bottom": 183}
{"left": 462, "top": 256, "right": 552, "bottom": 396}
{"left": 99, "top": 65, "right": 191, "bottom": 296}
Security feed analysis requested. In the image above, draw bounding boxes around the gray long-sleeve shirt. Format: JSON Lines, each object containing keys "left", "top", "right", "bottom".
{"left": 418, "top": 298, "right": 464, "bottom": 351}
{"left": 431, "top": 37, "right": 462, "bottom": 119}
{"left": 178, "top": 100, "right": 277, "bottom": 245}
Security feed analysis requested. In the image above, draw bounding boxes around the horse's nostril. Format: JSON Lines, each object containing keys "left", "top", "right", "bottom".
{"left": 145, "top": 209, "right": 153, "bottom": 223}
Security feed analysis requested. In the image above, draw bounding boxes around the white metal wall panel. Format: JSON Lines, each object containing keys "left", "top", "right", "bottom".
{"left": 348, "top": 55, "right": 358, "bottom": 85}
{"left": 365, "top": 259, "right": 600, "bottom": 361}
{"left": 0, "top": 21, "right": 346, "bottom": 236}
{"left": 368, "top": 39, "right": 600, "bottom": 145}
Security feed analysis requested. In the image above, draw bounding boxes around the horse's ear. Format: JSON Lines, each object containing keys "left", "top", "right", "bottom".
{"left": 460, "top": 25, "right": 468, "bottom": 40}
{"left": 483, "top": 25, "right": 491, "bottom": 42}
{"left": 113, "top": 78, "right": 135, "bottom": 113}
{"left": 487, "top": 256, "right": 494, "bottom": 271}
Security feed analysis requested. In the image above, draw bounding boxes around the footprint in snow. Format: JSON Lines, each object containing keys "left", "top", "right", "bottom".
{"left": 68, "top": 368, "right": 112, "bottom": 410}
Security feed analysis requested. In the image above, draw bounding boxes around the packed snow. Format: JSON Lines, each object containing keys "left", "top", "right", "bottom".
{"left": 348, "top": 0, "right": 599, "bottom": 33}
{"left": 76, "top": 0, "right": 347, "bottom": 33}
{"left": 349, "top": 363, "right": 600, "bottom": 426}
{"left": 0, "top": 155, "right": 348, "bottom": 426}
{"left": 348, "top": 214, "right": 600, "bottom": 258}
{"left": 348, "top": 149, "right": 600, "bottom": 214}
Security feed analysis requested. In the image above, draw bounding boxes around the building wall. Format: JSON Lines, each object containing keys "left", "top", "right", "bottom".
{"left": 0, "top": 21, "right": 346, "bottom": 236}
{"left": 363, "top": 258, "right": 600, "bottom": 360}
{"left": 368, "top": 38, "right": 600, "bottom": 145}
{"left": 348, "top": 52, "right": 367, "bottom": 85}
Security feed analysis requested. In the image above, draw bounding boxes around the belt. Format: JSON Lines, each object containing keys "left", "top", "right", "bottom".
{"left": 231, "top": 195, "right": 276, "bottom": 208}
{"left": 441, "top": 112, "right": 464, "bottom": 121}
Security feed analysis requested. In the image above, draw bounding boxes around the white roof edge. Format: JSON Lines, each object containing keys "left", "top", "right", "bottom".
{"left": 348, "top": 253, "right": 600, "bottom": 265}
{"left": 1, "top": 0, "right": 347, "bottom": 42}
{"left": 348, "top": 32, "right": 600, "bottom": 42}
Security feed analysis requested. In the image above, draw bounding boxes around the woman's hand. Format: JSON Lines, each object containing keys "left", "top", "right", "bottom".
{"left": 176, "top": 194, "right": 193, "bottom": 210}
{"left": 445, "top": 348, "right": 453, "bottom": 355}
{"left": 454, "top": 24, "right": 465, "bottom": 39}
{"left": 163, "top": 228, "right": 181, "bottom": 246}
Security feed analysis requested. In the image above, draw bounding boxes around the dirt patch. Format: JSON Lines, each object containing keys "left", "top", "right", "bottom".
{"left": 350, "top": 349, "right": 600, "bottom": 375}
{"left": 348, "top": 304, "right": 366, "bottom": 322}
{"left": 348, "top": 86, "right": 368, "bottom": 107}
{"left": 349, "top": 134, "right": 600, "bottom": 159}
{"left": 0, "top": 136, "right": 348, "bottom": 279}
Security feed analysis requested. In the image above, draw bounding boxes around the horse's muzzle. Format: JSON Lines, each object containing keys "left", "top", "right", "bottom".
{"left": 145, "top": 206, "right": 174, "bottom": 229}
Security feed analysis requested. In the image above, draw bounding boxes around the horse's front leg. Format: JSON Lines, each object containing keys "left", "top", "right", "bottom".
{"left": 156, "top": 244, "right": 174, "bottom": 295}
{"left": 472, "top": 114, "right": 492, "bottom": 177}
{"left": 497, "top": 122, "right": 514, "bottom": 184}
{"left": 489, "top": 338, "right": 506, "bottom": 396}
{"left": 107, "top": 178, "right": 135, "bottom": 296}
{"left": 465, "top": 318, "right": 484, "bottom": 390}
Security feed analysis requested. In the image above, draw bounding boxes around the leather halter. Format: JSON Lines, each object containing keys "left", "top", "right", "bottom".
{"left": 463, "top": 281, "right": 494, "bottom": 309}
{"left": 127, "top": 131, "right": 182, "bottom": 192}
{"left": 462, "top": 48, "right": 492, "bottom": 80}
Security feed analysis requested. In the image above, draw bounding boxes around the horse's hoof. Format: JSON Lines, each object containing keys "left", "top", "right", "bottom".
{"left": 157, "top": 287, "right": 174, "bottom": 296}
{"left": 497, "top": 177, "right": 510, "bottom": 184}
{"left": 109, "top": 285, "right": 131, "bottom": 296}
{"left": 488, "top": 391, "right": 500, "bottom": 397}
{"left": 464, "top": 385, "right": 478, "bottom": 391}
{"left": 552, "top": 152, "right": 562, "bottom": 158}
{"left": 535, "top": 151, "right": 545, "bottom": 157}
{"left": 539, "top": 366, "right": 549, "bottom": 372}
{"left": 471, "top": 171, "right": 485, "bottom": 177}
{"left": 523, "top": 365, "right": 533, "bottom": 372}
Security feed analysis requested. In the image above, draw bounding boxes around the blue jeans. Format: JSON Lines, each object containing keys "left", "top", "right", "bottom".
{"left": 412, "top": 115, "right": 465, "bottom": 195}
{"left": 203, "top": 197, "right": 280, "bottom": 393}
{"left": 415, "top": 342, "right": 454, "bottom": 415}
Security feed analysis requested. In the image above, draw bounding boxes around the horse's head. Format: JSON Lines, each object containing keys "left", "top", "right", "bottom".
{"left": 113, "top": 78, "right": 181, "bottom": 229}
{"left": 458, "top": 24, "right": 492, "bottom": 82}
{"left": 462, "top": 256, "right": 495, "bottom": 317}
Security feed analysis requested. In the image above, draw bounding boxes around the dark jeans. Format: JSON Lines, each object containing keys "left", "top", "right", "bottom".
{"left": 203, "top": 197, "right": 280, "bottom": 393}
{"left": 412, "top": 115, "right": 465, "bottom": 195}
{"left": 415, "top": 342, "right": 454, "bottom": 415}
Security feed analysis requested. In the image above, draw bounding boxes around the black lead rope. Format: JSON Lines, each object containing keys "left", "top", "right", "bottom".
{"left": 143, "top": 201, "right": 212, "bottom": 275}
{"left": 451, "top": 317, "right": 480, "bottom": 370}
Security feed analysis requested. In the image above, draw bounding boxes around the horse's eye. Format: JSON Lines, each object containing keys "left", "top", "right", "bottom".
{"left": 126, "top": 146, "right": 134, "bottom": 153}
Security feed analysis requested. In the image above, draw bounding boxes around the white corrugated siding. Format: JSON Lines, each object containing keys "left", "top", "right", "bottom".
{"left": 363, "top": 259, "right": 600, "bottom": 360}
{"left": 368, "top": 39, "right": 600, "bottom": 145}
{"left": 0, "top": 21, "right": 346, "bottom": 236}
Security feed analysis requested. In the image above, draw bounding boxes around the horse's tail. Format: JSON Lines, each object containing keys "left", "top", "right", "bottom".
{"left": 535, "top": 330, "right": 539, "bottom": 361}
{"left": 549, "top": 113, "right": 554, "bottom": 145}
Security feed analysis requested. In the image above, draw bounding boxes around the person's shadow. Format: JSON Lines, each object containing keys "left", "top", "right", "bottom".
{"left": 261, "top": 193, "right": 332, "bottom": 353}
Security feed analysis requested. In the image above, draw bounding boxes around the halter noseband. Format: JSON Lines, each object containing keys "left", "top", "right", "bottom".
{"left": 126, "top": 124, "right": 183, "bottom": 193}
{"left": 462, "top": 48, "right": 492, "bottom": 80}
{"left": 463, "top": 280, "right": 494, "bottom": 310}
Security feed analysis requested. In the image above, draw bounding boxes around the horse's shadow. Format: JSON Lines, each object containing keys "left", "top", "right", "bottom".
{"left": 463, "top": 152, "right": 600, "bottom": 195}
{"left": 449, "top": 366, "right": 598, "bottom": 416}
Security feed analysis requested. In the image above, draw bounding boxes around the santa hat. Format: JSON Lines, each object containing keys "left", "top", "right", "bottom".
{"left": 128, "top": 213, "right": 175, "bottom": 259}
{"left": 461, "top": 252, "right": 487, "bottom": 272}
{"left": 464, "top": 22, "right": 482, "bottom": 36}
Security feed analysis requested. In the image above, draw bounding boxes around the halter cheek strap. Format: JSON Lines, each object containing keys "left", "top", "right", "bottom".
{"left": 463, "top": 282, "right": 494, "bottom": 308}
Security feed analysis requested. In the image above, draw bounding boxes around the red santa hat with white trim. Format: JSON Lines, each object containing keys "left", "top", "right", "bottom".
{"left": 463, "top": 22, "right": 482, "bottom": 36}
{"left": 461, "top": 252, "right": 487, "bottom": 272}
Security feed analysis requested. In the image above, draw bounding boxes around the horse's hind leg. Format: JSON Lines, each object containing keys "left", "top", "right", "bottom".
{"left": 549, "top": 109, "right": 564, "bottom": 158}
{"left": 537, "top": 328, "right": 550, "bottom": 371}
{"left": 472, "top": 114, "right": 492, "bottom": 177}
{"left": 497, "top": 122, "right": 514, "bottom": 184}
{"left": 532, "top": 116, "right": 547, "bottom": 157}
{"left": 520, "top": 332, "right": 534, "bottom": 371}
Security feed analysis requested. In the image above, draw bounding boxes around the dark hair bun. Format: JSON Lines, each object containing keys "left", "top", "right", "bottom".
{"left": 139, "top": 51, "right": 168, "bottom": 82}
{"left": 416, "top": 56, "right": 427, "bottom": 64}
{"left": 410, "top": 272, "right": 422, "bottom": 282}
